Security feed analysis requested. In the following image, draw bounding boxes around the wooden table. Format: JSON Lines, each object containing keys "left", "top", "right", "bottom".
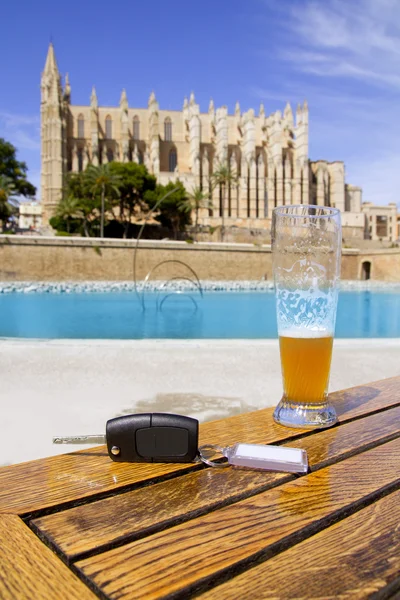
{"left": 1, "top": 376, "right": 400, "bottom": 599}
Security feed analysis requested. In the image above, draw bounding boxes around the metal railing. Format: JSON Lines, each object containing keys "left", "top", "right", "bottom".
{"left": 133, "top": 187, "right": 203, "bottom": 311}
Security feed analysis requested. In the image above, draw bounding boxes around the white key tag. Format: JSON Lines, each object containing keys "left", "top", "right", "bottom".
{"left": 198, "top": 443, "right": 308, "bottom": 474}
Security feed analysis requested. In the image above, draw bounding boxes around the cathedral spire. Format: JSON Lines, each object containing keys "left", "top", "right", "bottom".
{"left": 120, "top": 88, "right": 128, "bottom": 111}
{"left": 189, "top": 91, "right": 195, "bottom": 106}
{"left": 235, "top": 101, "right": 241, "bottom": 117}
{"left": 302, "top": 99, "right": 309, "bottom": 124}
{"left": 148, "top": 90, "right": 157, "bottom": 108}
{"left": 183, "top": 97, "right": 188, "bottom": 109}
{"left": 208, "top": 98, "right": 215, "bottom": 114}
{"left": 41, "top": 43, "right": 61, "bottom": 105}
{"left": 90, "top": 86, "right": 98, "bottom": 110}
{"left": 259, "top": 103, "right": 265, "bottom": 118}
{"left": 64, "top": 73, "right": 71, "bottom": 102}
{"left": 43, "top": 42, "right": 59, "bottom": 76}
{"left": 296, "top": 103, "right": 303, "bottom": 126}
{"left": 284, "top": 101, "right": 293, "bottom": 126}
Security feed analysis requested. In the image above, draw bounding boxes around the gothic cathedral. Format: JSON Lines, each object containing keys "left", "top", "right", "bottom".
{"left": 41, "top": 43, "right": 363, "bottom": 231}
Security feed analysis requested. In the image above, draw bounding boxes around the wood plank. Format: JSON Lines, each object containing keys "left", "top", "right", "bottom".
{"left": 199, "top": 488, "right": 400, "bottom": 600}
{"left": 0, "top": 515, "right": 96, "bottom": 600}
{"left": 1, "top": 376, "right": 400, "bottom": 516}
{"left": 33, "top": 404, "right": 400, "bottom": 561}
{"left": 75, "top": 437, "right": 400, "bottom": 600}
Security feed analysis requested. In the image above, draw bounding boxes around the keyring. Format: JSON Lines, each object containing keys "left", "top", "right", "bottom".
{"left": 198, "top": 444, "right": 230, "bottom": 468}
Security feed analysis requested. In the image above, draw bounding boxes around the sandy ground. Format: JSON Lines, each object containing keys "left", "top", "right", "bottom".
{"left": 1, "top": 338, "right": 399, "bottom": 465}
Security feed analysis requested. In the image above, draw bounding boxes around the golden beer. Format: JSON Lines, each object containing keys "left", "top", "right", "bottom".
{"left": 272, "top": 205, "right": 341, "bottom": 427}
{"left": 279, "top": 334, "right": 333, "bottom": 405}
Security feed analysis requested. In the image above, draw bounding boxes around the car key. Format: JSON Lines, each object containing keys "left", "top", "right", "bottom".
{"left": 53, "top": 413, "right": 199, "bottom": 463}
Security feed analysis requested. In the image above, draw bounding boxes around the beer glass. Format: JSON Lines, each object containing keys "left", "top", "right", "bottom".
{"left": 272, "top": 205, "right": 341, "bottom": 428}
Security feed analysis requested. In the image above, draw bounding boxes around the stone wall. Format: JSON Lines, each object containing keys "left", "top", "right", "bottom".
{"left": 0, "top": 236, "right": 399, "bottom": 282}
{"left": 355, "top": 250, "right": 400, "bottom": 282}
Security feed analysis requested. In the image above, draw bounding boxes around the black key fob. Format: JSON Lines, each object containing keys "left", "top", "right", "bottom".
{"left": 106, "top": 413, "right": 199, "bottom": 463}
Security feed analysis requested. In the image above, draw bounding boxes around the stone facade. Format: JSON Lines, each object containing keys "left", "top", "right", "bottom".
{"left": 18, "top": 202, "right": 42, "bottom": 230}
{"left": 362, "top": 203, "right": 398, "bottom": 243}
{"left": 41, "top": 43, "right": 375, "bottom": 236}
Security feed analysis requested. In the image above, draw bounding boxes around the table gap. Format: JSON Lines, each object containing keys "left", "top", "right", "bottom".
{"left": 168, "top": 481, "right": 400, "bottom": 600}
{"left": 370, "top": 576, "right": 400, "bottom": 600}
{"left": 30, "top": 425, "right": 400, "bottom": 566}
{"left": 22, "top": 398, "right": 400, "bottom": 524}
{"left": 21, "top": 462, "right": 205, "bottom": 522}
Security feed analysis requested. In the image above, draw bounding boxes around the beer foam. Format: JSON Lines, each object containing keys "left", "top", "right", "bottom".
{"left": 279, "top": 327, "right": 333, "bottom": 339}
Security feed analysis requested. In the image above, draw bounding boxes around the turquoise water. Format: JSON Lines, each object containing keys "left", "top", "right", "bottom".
{"left": 0, "top": 291, "right": 400, "bottom": 339}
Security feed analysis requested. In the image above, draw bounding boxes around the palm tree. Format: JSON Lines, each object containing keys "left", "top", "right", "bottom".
{"left": 54, "top": 195, "right": 82, "bottom": 234}
{"left": 179, "top": 186, "right": 213, "bottom": 239}
{"left": 84, "top": 164, "right": 121, "bottom": 237}
{"left": 211, "top": 162, "right": 238, "bottom": 242}
{"left": 0, "top": 175, "right": 17, "bottom": 232}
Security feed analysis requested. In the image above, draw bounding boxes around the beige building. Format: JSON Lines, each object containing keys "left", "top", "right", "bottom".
{"left": 18, "top": 202, "right": 42, "bottom": 231}
{"left": 362, "top": 203, "right": 398, "bottom": 243}
{"left": 41, "top": 43, "right": 391, "bottom": 239}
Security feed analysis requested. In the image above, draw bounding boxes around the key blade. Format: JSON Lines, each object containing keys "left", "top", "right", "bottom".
{"left": 53, "top": 435, "right": 106, "bottom": 445}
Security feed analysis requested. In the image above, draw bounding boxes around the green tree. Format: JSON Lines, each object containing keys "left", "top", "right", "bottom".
{"left": 0, "top": 138, "right": 36, "bottom": 197}
{"left": 145, "top": 181, "right": 191, "bottom": 239}
{"left": 0, "top": 175, "right": 17, "bottom": 231}
{"left": 52, "top": 195, "right": 82, "bottom": 234}
{"left": 84, "top": 164, "right": 121, "bottom": 237}
{"left": 109, "top": 162, "right": 156, "bottom": 238}
{"left": 64, "top": 172, "right": 97, "bottom": 237}
{"left": 179, "top": 186, "right": 213, "bottom": 239}
{"left": 211, "top": 162, "right": 238, "bottom": 242}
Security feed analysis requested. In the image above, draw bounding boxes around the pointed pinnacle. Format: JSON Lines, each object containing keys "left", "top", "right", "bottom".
{"left": 148, "top": 90, "right": 156, "bottom": 106}
{"left": 43, "top": 42, "right": 59, "bottom": 74}
{"left": 64, "top": 73, "right": 71, "bottom": 97}
{"left": 91, "top": 86, "right": 98, "bottom": 109}
{"left": 120, "top": 88, "right": 128, "bottom": 109}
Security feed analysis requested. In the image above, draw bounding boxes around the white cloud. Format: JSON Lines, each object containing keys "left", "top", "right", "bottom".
{"left": 0, "top": 111, "right": 39, "bottom": 128}
{"left": 286, "top": 0, "right": 400, "bottom": 89}
{"left": 11, "top": 130, "right": 40, "bottom": 151}
{"left": 0, "top": 110, "right": 40, "bottom": 152}
{"left": 254, "top": 0, "right": 400, "bottom": 205}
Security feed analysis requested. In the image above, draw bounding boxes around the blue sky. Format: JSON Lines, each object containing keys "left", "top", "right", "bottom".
{"left": 1, "top": 0, "right": 399, "bottom": 205}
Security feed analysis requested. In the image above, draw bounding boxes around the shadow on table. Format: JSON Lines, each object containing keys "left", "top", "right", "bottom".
{"left": 334, "top": 386, "right": 380, "bottom": 417}
{"left": 116, "top": 392, "right": 244, "bottom": 423}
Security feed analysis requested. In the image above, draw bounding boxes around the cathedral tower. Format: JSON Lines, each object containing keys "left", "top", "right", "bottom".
{"left": 41, "top": 43, "right": 66, "bottom": 223}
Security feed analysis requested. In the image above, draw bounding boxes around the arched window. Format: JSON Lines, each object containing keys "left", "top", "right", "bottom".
{"left": 138, "top": 150, "right": 144, "bottom": 165}
{"left": 77, "top": 149, "right": 83, "bottom": 172}
{"left": 169, "top": 148, "right": 177, "bottom": 172}
{"left": 133, "top": 116, "right": 140, "bottom": 140}
{"left": 362, "top": 261, "right": 371, "bottom": 280}
{"left": 77, "top": 114, "right": 84, "bottom": 138}
{"left": 105, "top": 115, "right": 112, "bottom": 139}
{"left": 164, "top": 117, "right": 172, "bottom": 141}
{"left": 107, "top": 148, "right": 114, "bottom": 163}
